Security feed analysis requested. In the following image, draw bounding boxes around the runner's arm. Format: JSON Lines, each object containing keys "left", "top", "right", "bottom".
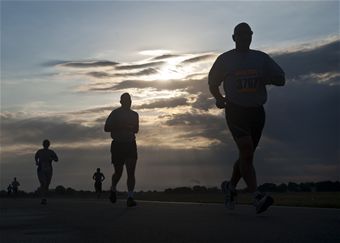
{"left": 104, "top": 112, "right": 113, "bottom": 132}
{"left": 208, "top": 56, "right": 226, "bottom": 108}
{"left": 133, "top": 113, "right": 139, "bottom": 134}
{"left": 264, "top": 54, "right": 285, "bottom": 86}
{"left": 52, "top": 151, "right": 59, "bottom": 162}
{"left": 35, "top": 151, "right": 39, "bottom": 166}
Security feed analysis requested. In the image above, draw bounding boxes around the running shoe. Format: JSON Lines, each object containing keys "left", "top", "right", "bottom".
{"left": 109, "top": 190, "right": 117, "bottom": 203}
{"left": 254, "top": 192, "right": 274, "bottom": 214}
{"left": 127, "top": 197, "right": 137, "bottom": 207}
{"left": 221, "top": 181, "right": 237, "bottom": 210}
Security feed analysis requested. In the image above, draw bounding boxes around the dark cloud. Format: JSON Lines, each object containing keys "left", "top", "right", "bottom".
{"left": 135, "top": 97, "right": 188, "bottom": 109}
{"left": 86, "top": 68, "right": 159, "bottom": 79}
{"left": 0, "top": 116, "right": 105, "bottom": 145}
{"left": 180, "top": 54, "right": 215, "bottom": 64}
{"left": 42, "top": 60, "right": 69, "bottom": 67}
{"left": 60, "top": 61, "right": 119, "bottom": 68}
{"left": 89, "top": 77, "right": 208, "bottom": 93}
{"left": 191, "top": 93, "right": 215, "bottom": 111}
{"left": 264, "top": 80, "right": 339, "bottom": 164}
{"left": 71, "top": 106, "right": 113, "bottom": 115}
{"left": 163, "top": 111, "right": 228, "bottom": 143}
{"left": 115, "top": 61, "right": 164, "bottom": 70}
{"left": 114, "top": 68, "right": 158, "bottom": 77}
{"left": 152, "top": 54, "right": 179, "bottom": 60}
{"left": 272, "top": 40, "right": 339, "bottom": 79}
{"left": 87, "top": 71, "right": 111, "bottom": 78}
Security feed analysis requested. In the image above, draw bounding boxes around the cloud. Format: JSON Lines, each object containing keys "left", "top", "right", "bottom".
{"left": 152, "top": 54, "right": 180, "bottom": 60}
{"left": 273, "top": 39, "right": 339, "bottom": 79}
{"left": 180, "top": 54, "right": 216, "bottom": 64}
{"left": 115, "top": 61, "right": 165, "bottom": 70}
{"left": 59, "top": 60, "right": 119, "bottom": 68}
{"left": 86, "top": 71, "right": 111, "bottom": 78}
{"left": 135, "top": 97, "right": 188, "bottom": 109}
{"left": 0, "top": 115, "right": 105, "bottom": 146}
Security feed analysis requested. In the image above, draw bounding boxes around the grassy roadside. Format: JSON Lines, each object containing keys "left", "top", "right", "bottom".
{"left": 134, "top": 192, "right": 340, "bottom": 208}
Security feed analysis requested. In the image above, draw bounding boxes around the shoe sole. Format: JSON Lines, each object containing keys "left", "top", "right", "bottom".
{"left": 256, "top": 196, "right": 274, "bottom": 214}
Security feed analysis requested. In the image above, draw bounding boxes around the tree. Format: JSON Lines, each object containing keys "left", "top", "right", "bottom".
{"left": 55, "top": 185, "right": 66, "bottom": 194}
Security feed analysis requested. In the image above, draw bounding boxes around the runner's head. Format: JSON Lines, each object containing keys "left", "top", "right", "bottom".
{"left": 232, "top": 22, "right": 253, "bottom": 51}
{"left": 120, "top": 93, "right": 132, "bottom": 109}
{"left": 97, "top": 168, "right": 100, "bottom": 172}
{"left": 43, "top": 139, "right": 50, "bottom": 149}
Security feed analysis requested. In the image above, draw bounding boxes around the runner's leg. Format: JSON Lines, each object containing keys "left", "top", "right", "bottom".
{"left": 112, "top": 164, "right": 123, "bottom": 191}
{"left": 235, "top": 136, "right": 257, "bottom": 192}
{"left": 230, "top": 159, "right": 241, "bottom": 188}
{"left": 125, "top": 158, "right": 137, "bottom": 193}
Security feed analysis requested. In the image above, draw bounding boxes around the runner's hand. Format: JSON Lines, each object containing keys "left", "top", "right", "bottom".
{"left": 215, "top": 98, "right": 226, "bottom": 109}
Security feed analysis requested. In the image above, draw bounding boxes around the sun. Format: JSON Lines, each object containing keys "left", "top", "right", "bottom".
{"left": 156, "top": 57, "right": 191, "bottom": 81}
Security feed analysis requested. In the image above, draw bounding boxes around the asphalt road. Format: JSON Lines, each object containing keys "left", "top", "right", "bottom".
{"left": 1, "top": 198, "right": 339, "bottom": 243}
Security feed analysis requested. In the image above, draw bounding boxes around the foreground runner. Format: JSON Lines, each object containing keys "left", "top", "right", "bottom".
{"left": 104, "top": 93, "right": 139, "bottom": 207}
{"left": 35, "top": 139, "right": 59, "bottom": 205}
{"left": 208, "top": 22, "right": 285, "bottom": 213}
{"left": 93, "top": 168, "right": 105, "bottom": 198}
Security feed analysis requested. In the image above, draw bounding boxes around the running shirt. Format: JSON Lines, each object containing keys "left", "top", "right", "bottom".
{"left": 93, "top": 172, "right": 104, "bottom": 183}
{"left": 105, "top": 107, "right": 139, "bottom": 142}
{"left": 11, "top": 180, "right": 20, "bottom": 189}
{"left": 209, "top": 49, "right": 285, "bottom": 107}
{"left": 35, "top": 149, "right": 58, "bottom": 170}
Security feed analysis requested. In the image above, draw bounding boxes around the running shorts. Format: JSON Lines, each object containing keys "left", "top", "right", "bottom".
{"left": 111, "top": 141, "right": 137, "bottom": 166}
{"left": 94, "top": 181, "right": 102, "bottom": 192}
{"left": 225, "top": 101, "right": 265, "bottom": 148}
{"left": 37, "top": 167, "right": 53, "bottom": 187}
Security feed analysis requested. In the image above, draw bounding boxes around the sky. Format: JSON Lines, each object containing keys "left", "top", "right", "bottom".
{"left": 1, "top": 1, "right": 339, "bottom": 192}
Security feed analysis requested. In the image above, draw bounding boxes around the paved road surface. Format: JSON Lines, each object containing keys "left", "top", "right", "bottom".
{"left": 1, "top": 198, "right": 339, "bottom": 243}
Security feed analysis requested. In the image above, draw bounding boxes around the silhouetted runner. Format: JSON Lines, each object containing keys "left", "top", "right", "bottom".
{"left": 104, "top": 93, "right": 139, "bottom": 207}
{"left": 11, "top": 177, "right": 20, "bottom": 195}
{"left": 35, "top": 139, "right": 59, "bottom": 205}
{"left": 93, "top": 168, "right": 105, "bottom": 198}
{"left": 7, "top": 184, "right": 12, "bottom": 196}
{"left": 209, "top": 23, "right": 285, "bottom": 214}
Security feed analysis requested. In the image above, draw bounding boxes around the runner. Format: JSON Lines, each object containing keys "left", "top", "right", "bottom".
{"left": 104, "top": 93, "right": 139, "bottom": 207}
{"left": 93, "top": 168, "right": 105, "bottom": 198}
{"left": 208, "top": 22, "right": 285, "bottom": 213}
{"left": 11, "top": 177, "right": 20, "bottom": 195}
{"left": 35, "top": 139, "right": 59, "bottom": 205}
{"left": 7, "top": 184, "right": 13, "bottom": 196}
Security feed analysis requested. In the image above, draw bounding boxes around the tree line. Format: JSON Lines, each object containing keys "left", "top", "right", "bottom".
{"left": 1, "top": 180, "right": 340, "bottom": 197}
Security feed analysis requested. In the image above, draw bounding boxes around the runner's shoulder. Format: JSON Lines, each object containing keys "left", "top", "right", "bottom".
{"left": 217, "top": 49, "right": 236, "bottom": 61}
{"left": 250, "top": 49, "right": 271, "bottom": 58}
{"left": 130, "top": 109, "right": 138, "bottom": 117}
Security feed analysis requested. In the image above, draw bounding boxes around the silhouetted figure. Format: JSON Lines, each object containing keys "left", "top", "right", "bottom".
{"left": 93, "top": 168, "right": 105, "bottom": 198}
{"left": 105, "top": 93, "right": 139, "bottom": 207}
{"left": 209, "top": 22, "right": 285, "bottom": 214}
{"left": 7, "top": 184, "right": 13, "bottom": 196}
{"left": 11, "top": 177, "right": 20, "bottom": 195}
{"left": 35, "top": 139, "right": 59, "bottom": 205}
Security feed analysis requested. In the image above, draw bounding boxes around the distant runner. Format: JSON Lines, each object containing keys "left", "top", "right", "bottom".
{"left": 35, "top": 139, "right": 59, "bottom": 205}
{"left": 11, "top": 177, "right": 20, "bottom": 195}
{"left": 208, "top": 22, "right": 285, "bottom": 213}
{"left": 104, "top": 93, "right": 139, "bottom": 207}
{"left": 93, "top": 168, "right": 105, "bottom": 198}
{"left": 7, "top": 184, "right": 13, "bottom": 196}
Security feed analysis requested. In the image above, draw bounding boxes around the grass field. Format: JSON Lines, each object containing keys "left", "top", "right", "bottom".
{"left": 133, "top": 191, "right": 340, "bottom": 208}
